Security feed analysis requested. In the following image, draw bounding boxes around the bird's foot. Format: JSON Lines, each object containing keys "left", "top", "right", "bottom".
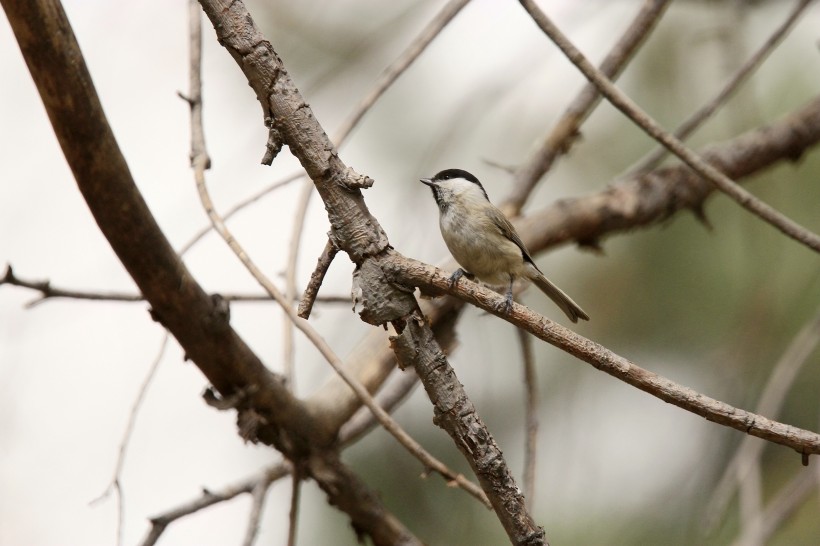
{"left": 448, "top": 268, "right": 473, "bottom": 288}
{"left": 500, "top": 291, "right": 514, "bottom": 314}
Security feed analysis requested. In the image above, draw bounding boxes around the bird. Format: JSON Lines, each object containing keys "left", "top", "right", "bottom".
{"left": 419, "top": 168, "right": 589, "bottom": 322}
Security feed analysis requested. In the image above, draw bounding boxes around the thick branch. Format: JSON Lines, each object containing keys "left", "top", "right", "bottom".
{"left": 518, "top": 94, "right": 820, "bottom": 253}
{"left": 195, "top": 2, "right": 546, "bottom": 542}
{"left": 3, "top": 2, "right": 421, "bottom": 543}
{"left": 0, "top": 0, "right": 321, "bottom": 449}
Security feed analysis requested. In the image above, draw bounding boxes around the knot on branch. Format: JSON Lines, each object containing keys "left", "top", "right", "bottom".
{"left": 261, "top": 117, "right": 284, "bottom": 165}
{"left": 333, "top": 165, "right": 374, "bottom": 191}
{"left": 206, "top": 293, "right": 231, "bottom": 332}
{"left": 352, "top": 257, "right": 417, "bottom": 327}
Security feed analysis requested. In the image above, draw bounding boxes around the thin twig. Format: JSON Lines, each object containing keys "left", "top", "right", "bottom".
{"left": 283, "top": 177, "right": 316, "bottom": 389}
{"left": 518, "top": 328, "right": 539, "bottom": 512}
{"left": 177, "top": 172, "right": 304, "bottom": 255}
{"left": 297, "top": 239, "right": 339, "bottom": 319}
{"left": 90, "top": 333, "right": 170, "bottom": 546}
{"left": 338, "top": 368, "right": 420, "bottom": 445}
{"left": 518, "top": 0, "right": 820, "bottom": 254}
{"left": 1, "top": 267, "right": 349, "bottom": 306}
{"left": 504, "top": 0, "right": 672, "bottom": 215}
{"left": 140, "top": 462, "right": 291, "bottom": 546}
{"left": 626, "top": 0, "right": 814, "bottom": 176}
{"left": 186, "top": 0, "right": 209, "bottom": 171}
{"left": 1, "top": 264, "right": 142, "bottom": 307}
{"left": 286, "top": 470, "right": 302, "bottom": 546}
{"left": 730, "top": 466, "right": 819, "bottom": 546}
{"left": 704, "top": 308, "right": 820, "bottom": 530}
{"left": 332, "top": 0, "right": 472, "bottom": 145}
{"left": 242, "top": 480, "right": 270, "bottom": 546}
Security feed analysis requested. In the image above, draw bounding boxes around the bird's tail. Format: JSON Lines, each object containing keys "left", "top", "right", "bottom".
{"left": 530, "top": 271, "right": 589, "bottom": 323}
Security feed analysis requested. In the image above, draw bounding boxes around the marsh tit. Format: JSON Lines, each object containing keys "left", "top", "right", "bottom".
{"left": 420, "top": 168, "right": 589, "bottom": 323}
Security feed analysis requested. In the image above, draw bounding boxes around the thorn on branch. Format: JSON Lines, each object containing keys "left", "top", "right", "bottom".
{"left": 148, "top": 307, "right": 167, "bottom": 328}
{"left": 176, "top": 90, "right": 194, "bottom": 105}
{"left": 206, "top": 293, "right": 231, "bottom": 330}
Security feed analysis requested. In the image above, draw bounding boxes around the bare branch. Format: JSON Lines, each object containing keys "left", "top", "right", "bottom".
{"left": 391, "top": 311, "right": 546, "bottom": 544}
{"left": 339, "top": 368, "right": 420, "bottom": 445}
{"left": 386, "top": 253, "right": 820, "bottom": 458}
{"left": 1, "top": 264, "right": 142, "bottom": 306}
{"left": 298, "top": 239, "right": 339, "bottom": 319}
{"left": 730, "top": 467, "right": 819, "bottom": 546}
{"left": 627, "top": 0, "right": 813, "bottom": 175}
{"left": 187, "top": 39, "right": 487, "bottom": 516}
{"left": 283, "top": 178, "right": 314, "bottom": 388}
{"left": 243, "top": 479, "right": 270, "bottom": 546}
{"left": 286, "top": 472, "right": 301, "bottom": 546}
{"left": 518, "top": 0, "right": 820, "bottom": 253}
{"left": 704, "top": 308, "right": 820, "bottom": 530}
{"left": 0, "top": 266, "right": 350, "bottom": 306}
{"left": 504, "top": 0, "right": 672, "bottom": 215}
{"left": 140, "top": 463, "right": 291, "bottom": 546}
{"left": 177, "top": 172, "right": 303, "bottom": 255}
{"left": 518, "top": 329, "right": 539, "bottom": 512}
{"left": 196, "top": 2, "right": 538, "bottom": 541}
{"left": 90, "top": 333, "right": 170, "bottom": 546}
{"left": 518, "top": 94, "right": 820, "bottom": 253}
{"left": 332, "top": 0, "right": 472, "bottom": 145}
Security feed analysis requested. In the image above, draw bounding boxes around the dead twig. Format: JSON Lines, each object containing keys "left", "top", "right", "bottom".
{"left": 297, "top": 239, "right": 339, "bottom": 319}
{"left": 518, "top": 328, "right": 539, "bottom": 511}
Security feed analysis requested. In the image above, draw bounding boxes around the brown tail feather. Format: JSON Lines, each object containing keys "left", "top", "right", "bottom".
{"left": 530, "top": 271, "right": 589, "bottom": 323}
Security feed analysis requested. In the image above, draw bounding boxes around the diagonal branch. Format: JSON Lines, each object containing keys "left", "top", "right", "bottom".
{"left": 196, "top": 1, "right": 545, "bottom": 543}
{"left": 386, "top": 253, "right": 820, "bottom": 459}
{"left": 517, "top": 94, "right": 820, "bottom": 253}
{"left": 625, "top": 0, "right": 814, "bottom": 176}
{"left": 504, "top": 0, "right": 672, "bottom": 215}
{"left": 333, "top": 0, "right": 473, "bottom": 145}
{"left": 518, "top": 0, "right": 820, "bottom": 253}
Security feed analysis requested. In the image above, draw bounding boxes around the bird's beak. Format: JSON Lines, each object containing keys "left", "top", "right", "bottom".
{"left": 419, "top": 177, "right": 434, "bottom": 186}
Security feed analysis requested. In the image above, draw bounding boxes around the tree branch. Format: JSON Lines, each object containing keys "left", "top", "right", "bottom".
{"left": 3, "top": 1, "right": 421, "bottom": 543}
{"left": 385, "top": 252, "right": 820, "bottom": 458}
{"left": 518, "top": 0, "right": 820, "bottom": 253}
{"left": 504, "top": 0, "right": 672, "bottom": 215}
{"left": 196, "top": 1, "right": 543, "bottom": 542}
{"left": 518, "top": 94, "right": 820, "bottom": 253}
{"left": 625, "top": 0, "right": 814, "bottom": 176}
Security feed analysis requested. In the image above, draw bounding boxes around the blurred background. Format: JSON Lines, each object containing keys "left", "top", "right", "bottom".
{"left": 2, "top": 0, "right": 820, "bottom": 544}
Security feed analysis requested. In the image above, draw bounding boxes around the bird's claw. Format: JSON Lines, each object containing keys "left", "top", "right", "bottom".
{"left": 448, "top": 268, "right": 473, "bottom": 288}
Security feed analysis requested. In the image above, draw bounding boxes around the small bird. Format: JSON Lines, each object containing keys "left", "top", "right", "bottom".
{"left": 420, "top": 168, "right": 589, "bottom": 322}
